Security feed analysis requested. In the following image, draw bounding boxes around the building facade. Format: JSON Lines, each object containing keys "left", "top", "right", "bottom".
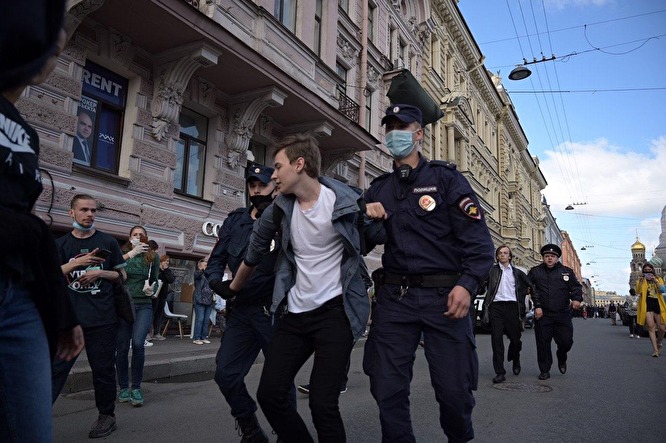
{"left": 20, "top": 0, "right": 553, "bottom": 318}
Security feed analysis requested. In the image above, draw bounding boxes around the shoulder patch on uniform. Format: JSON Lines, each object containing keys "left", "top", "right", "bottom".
{"left": 430, "top": 160, "right": 457, "bottom": 170}
{"left": 370, "top": 172, "right": 391, "bottom": 184}
{"left": 458, "top": 196, "right": 482, "bottom": 220}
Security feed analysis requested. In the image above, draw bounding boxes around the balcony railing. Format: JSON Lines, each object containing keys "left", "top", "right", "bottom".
{"left": 337, "top": 87, "right": 360, "bottom": 124}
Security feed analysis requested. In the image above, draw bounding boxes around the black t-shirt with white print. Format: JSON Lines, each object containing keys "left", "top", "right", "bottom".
{"left": 56, "top": 230, "right": 126, "bottom": 328}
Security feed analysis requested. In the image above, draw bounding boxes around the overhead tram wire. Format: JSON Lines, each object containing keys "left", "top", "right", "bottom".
{"left": 478, "top": 8, "right": 666, "bottom": 46}
{"left": 518, "top": 1, "right": 582, "bottom": 210}
{"left": 504, "top": 1, "right": 572, "bottom": 202}
{"left": 539, "top": 0, "right": 594, "bottom": 243}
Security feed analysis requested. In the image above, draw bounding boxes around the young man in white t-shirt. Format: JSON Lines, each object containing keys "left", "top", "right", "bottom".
{"left": 224, "top": 134, "right": 384, "bottom": 443}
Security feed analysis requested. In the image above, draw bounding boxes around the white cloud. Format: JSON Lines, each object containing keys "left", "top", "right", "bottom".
{"left": 541, "top": 136, "right": 666, "bottom": 217}
{"left": 539, "top": 136, "right": 666, "bottom": 294}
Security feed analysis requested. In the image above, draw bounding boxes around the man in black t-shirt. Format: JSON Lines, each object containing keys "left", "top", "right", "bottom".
{"left": 52, "top": 194, "right": 126, "bottom": 438}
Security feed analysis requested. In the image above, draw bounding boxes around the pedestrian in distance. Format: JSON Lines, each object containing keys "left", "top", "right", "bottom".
{"left": 625, "top": 288, "right": 640, "bottom": 338}
{"left": 221, "top": 134, "right": 385, "bottom": 443}
{"left": 528, "top": 244, "right": 583, "bottom": 380}
{"left": 478, "top": 245, "right": 534, "bottom": 383}
{"left": 151, "top": 254, "right": 174, "bottom": 340}
{"left": 51, "top": 194, "right": 127, "bottom": 438}
{"left": 634, "top": 263, "right": 666, "bottom": 357}
{"left": 116, "top": 226, "right": 160, "bottom": 407}
{"left": 206, "top": 164, "right": 288, "bottom": 442}
{"left": 363, "top": 104, "right": 495, "bottom": 442}
{"left": 192, "top": 258, "right": 214, "bottom": 345}
{"left": 609, "top": 301, "right": 617, "bottom": 326}
{"left": 1, "top": 2, "right": 84, "bottom": 439}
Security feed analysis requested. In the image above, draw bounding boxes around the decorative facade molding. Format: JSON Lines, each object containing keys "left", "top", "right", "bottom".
{"left": 65, "top": 0, "right": 106, "bottom": 36}
{"left": 337, "top": 34, "right": 359, "bottom": 63}
{"left": 226, "top": 87, "right": 288, "bottom": 168}
{"left": 150, "top": 42, "right": 220, "bottom": 141}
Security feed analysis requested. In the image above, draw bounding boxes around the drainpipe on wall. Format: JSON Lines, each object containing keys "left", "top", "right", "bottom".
{"left": 357, "top": 1, "right": 369, "bottom": 190}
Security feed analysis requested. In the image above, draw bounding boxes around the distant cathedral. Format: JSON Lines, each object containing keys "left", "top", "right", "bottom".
{"left": 629, "top": 205, "right": 666, "bottom": 289}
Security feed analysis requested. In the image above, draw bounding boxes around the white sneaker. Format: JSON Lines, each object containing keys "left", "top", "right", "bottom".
{"left": 193, "top": 340, "right": 204, "bottom": 345}
{"left": 636, "top": 335, "right": 640, "bottom": 338}
{"left": 144, "top": 340, "right": 153, "bottom": 347}
{"left": 202, "top": 339, "right": 211, "bottom": 344}
{"left": 629, "top": 334, "right": 634, "bottom": 338}
{"left": 153, "top": 334, "right": 166, "bottom": 341}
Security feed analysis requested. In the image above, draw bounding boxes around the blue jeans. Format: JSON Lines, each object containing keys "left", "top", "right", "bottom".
{"left": 52, "top": 322, "right": 118, "bottom": 415}
{"left": 0, "top": 278, "right": 52, "bottom": 442}
{"left": 257, "top": 296, "right": 353, "bottom": 443}
{"left": 193, "top": 303, "right": 213, "bottom": 340}
{"left": 116, "top": 303, "right": 152, "bottom": 389}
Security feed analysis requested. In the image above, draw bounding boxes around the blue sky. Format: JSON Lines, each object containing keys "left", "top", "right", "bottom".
{"left": 457, "top": 0, "right": 666, "bottom": 294}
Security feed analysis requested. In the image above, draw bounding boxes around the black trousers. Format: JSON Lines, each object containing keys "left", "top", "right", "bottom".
{"left": 534, "top": 310, "right": 574, "bottom": 373}
{"left": 257, "top": 296, "right": 353, "bottom": 443}
{"left": 489, "top": 301, "right": 522, "bottom": 375}
{"left": 52, "top": 323, "right": 118, "bottom": 415}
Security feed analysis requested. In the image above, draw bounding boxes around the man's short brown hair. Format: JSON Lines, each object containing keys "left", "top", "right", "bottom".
{"left": 70, "top": 193, "right": 96, "bottom": 209}
{"left": 272, "top": 133, "right": 321, "bottom": 178}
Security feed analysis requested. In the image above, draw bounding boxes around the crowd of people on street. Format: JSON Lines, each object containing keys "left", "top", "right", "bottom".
{"left": 3, "top": 3, "right": 666, "bottom": 441}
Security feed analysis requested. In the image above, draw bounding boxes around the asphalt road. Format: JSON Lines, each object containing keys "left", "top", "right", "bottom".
{"left": 53, "top": 317, "right": 666, "bottom": 442}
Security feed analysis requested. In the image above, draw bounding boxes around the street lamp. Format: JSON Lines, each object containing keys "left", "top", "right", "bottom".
{"left": 508, "top": 65, "right": 531, "bottom": 81}
{"left": 507, "top": 54, "right": 557, "bottom": 81}
{"left": 565, "top": 202, "right": 587, "bottom": 210}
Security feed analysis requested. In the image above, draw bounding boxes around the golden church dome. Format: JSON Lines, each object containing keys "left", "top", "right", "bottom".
{"left": 631, "top": 238, "right": 646, "bottom": 251}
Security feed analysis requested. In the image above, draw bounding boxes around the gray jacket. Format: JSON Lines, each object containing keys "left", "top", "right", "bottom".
{"left": 244, "top": 177, "right": 385, "bottom": 339}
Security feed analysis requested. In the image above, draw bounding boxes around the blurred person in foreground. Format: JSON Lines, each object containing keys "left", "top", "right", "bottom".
{"left": 528, "top": 244, "right": 582, "bottom": 380}
{"left": 0, "top": 1, "right": 84, "bottom": 441}
{"left": 635, "top": 263, "right": 666, "bottom": 357}
{"left": 362, "top": 104, "right": 494, "bottom": 442}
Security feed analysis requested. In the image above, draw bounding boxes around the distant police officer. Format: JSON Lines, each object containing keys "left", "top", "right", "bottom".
{"left": 528, "top": 244, "right": 583, "bottom": 380}
{"left": 206, "top": 164, "right": 286, "bottom": 443}
{"left": 363, "top": 104, "right": 495, "bottom": 442}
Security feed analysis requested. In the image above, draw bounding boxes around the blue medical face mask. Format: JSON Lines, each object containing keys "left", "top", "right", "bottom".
{"left": 73, "top": 221, "right": 94, "bottom": 232}
{"left": 385, "top": 129, "right": 418, "bottom": 159}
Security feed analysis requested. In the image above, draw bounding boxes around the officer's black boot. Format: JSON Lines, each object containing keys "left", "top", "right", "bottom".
{"left": 236, "top": 413, "right": 269, "bottom": 443}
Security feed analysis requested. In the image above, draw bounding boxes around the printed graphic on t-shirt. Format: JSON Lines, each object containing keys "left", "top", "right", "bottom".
{"left": 66, "top": 253, "right": 103, "bottom": 295}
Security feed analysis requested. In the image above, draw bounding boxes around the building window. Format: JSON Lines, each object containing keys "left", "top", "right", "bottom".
{"left": 364, "top": 90, "right": 372, "bottom": 131}
{"left": 368, "top": 4, "right": 375, "bottom": 43}
{"left": 314, "top": 0, "right": 323, "bottom": 56}
{"left": 74, "top": 61, "right": 128, "bottom": 172}
{"left": 175, "top": 108, "right": 208, "bottom": 197}
{"left": 336, "top": 62, "right": 348, "bottom": 91}
{"left": 274, "top": 0, "right": 297, "bottom": 32}
{"left": 339, "top": 0, "right": 348, "bottom": 14}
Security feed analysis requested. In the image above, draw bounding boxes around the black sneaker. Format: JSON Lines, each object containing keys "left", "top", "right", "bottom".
{"left": 88, "top": 414, "right": 116, "bottom": 438}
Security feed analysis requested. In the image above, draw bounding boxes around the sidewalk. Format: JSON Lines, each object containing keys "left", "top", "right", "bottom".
{"left": 62, "top": 332, "right": 222, "bottom": 394}
{"left": 62, "top": 331, "right": 368, "bottom": 394}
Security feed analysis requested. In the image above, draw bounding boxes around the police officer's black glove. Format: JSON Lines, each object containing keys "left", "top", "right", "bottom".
{"left": 210, "top": 280, "right": 239, "bottom": 300}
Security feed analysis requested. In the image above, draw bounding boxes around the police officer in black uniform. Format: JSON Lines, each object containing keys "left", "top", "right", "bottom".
{"left": 206, "top": 164, "right": 292, "bottom": 443}
{"left": 528, "top": 244, "right": 583, "bottom": 380}
{"left": 363, "top": 104, "right": 495, "bottom": 442}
